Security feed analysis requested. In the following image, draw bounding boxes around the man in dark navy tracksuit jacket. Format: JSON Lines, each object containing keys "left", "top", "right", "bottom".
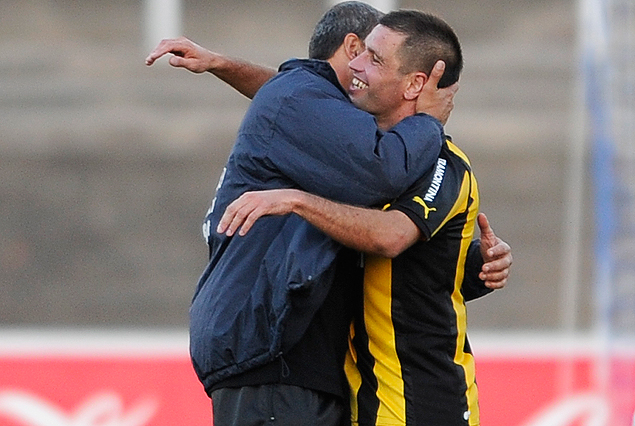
{"left": 190, "top": 54, "right": 445, "bottom": 396}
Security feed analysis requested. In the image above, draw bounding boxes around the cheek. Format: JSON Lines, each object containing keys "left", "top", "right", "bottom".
{"left": 370, "top": 78, "right": 399, "bottom": 99}
{"left": 366, "top": 70, "right": 384, "bottom": 92}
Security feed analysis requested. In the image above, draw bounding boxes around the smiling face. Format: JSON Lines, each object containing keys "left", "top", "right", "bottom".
{"left": 347, "top": 24, "right": 412, "bottom": 129}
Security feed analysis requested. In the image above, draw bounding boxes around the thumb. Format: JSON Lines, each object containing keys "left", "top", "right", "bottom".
{"left": 477, "top": 213, "right": 496, "bottom": 248}
{"left": 427, "top": 60, "right": 445, "bottom": 88}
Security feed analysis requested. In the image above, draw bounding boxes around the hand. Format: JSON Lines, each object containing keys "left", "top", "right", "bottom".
{"left": 145, "top": 36, "right": 218, "bottom": 73}
{"left": 415, "top": 60, "right": 459, "bottom": 125}
{"left": 217, "top": 189, "right": 301, "bottom": 236}
{"left": 477, "top": 213, "right": 512, "bottom": 289}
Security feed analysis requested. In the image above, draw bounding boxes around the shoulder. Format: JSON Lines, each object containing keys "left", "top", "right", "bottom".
{"left": 264, "top": 59, "right": 346, "bottom": 100}
{"left": 443, "top": 138, "right": 472, "bottom": 170}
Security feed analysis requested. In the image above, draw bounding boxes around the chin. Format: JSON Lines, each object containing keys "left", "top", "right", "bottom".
{"left": 349, "top": 96, "right": 366, "bottom": 109}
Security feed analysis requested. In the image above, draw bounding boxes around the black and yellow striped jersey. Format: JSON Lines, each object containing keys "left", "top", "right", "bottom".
{"left": 345, "top": 139, "right": 480, "bottom": 426}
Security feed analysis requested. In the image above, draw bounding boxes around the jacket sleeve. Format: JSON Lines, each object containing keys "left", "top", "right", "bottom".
{"left": 266, "top": 81, "right": 444, "bottom": 207}
{"left": 462, "top": 239, "right": 494, "bottom": 301}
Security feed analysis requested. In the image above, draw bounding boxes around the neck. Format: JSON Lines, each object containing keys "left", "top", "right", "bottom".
{"left": 376, "top": 101, "right": 417, "bottom": 131}
{"left": 329, "top": 63, "right": 351, "bottom": 91}
{"left": 327, "top": 48, "right": 353, "bottom": 92}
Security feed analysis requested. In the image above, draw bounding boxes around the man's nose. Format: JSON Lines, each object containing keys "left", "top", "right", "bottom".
{"left": 348, "top": 52, "right": 365, "bottom": 71}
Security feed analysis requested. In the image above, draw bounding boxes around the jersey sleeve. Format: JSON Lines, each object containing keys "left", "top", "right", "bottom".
{"left": 389, "top": 145, "right": 491, "bottom": 299}
{"left": 387, "top": 152, "right": 468, "bottom": 240}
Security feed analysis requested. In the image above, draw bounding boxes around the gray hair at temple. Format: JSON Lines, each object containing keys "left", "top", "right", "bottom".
{"left": 308, "top": 1, "right": 384, "bottom": 60}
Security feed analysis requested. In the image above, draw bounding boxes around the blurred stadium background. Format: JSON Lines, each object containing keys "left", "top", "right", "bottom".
{"left": 0, "top": 0, "right": 633, "bottom": 425}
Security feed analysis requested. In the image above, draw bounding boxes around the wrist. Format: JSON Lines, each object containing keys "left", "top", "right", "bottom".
{"left": 204, "top": 50, "right": 224, "bottom": 73}
{"left": 290, "top": 189, "right": 309, "bottom": 213}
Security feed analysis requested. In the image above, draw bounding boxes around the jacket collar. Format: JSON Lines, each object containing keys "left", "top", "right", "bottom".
{"left": 279, "top": 58, "right": 349, "bottom": 99}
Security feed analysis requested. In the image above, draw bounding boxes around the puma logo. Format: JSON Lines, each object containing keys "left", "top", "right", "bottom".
{"left": 413, "top": 196, "right": 436, "bottom": 219}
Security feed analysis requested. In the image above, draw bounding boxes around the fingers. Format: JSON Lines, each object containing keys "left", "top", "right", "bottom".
{"left": 216, "top": 200, "right": 240, "bottom": 236}
{"left": 485, "top": 240, "right": 512, "bottom": 260}
{"left": 216, "top": 196, "right": 260, "bottom": 237}
{"left": 447, "top": 82, "right": 460, "bottom": 97}
{"left": 145, "top": 37, "right": 190, "bottom": 66}
{"left": 415, "top": 60, "right": 456, "bottom": 124}
{"left": 145, "top": 39, "right": 175, "bottom": 66}
{"left": 231, "top": 200, "right": 268, "bottom": 236}
{"left": 144, "top": 50, "right": 163, "bottom": 66}
{"left": 482, "top": 254, "right": 512, "bottom": 274}
{"left": 481, "top": 267, "right": 511, "bottom": 290}
{"left": 216, "top": 191, "right": 286, "bottom": 237}
{"left": 480, "top": 243, "right": 512, "bottom": 289}
{"left": 217, "top": 196, "right": 246, "bottom": 236}
{"left": 482, "top": 275, "right": 508, "bottom": 290}
{"left": 480, "top": 258, "right": 510, "bottom": 287}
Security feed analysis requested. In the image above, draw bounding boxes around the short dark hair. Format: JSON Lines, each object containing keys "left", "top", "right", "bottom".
{"left": 309, "top": 1, "right": 383, "bottom": 60}
{"left": 380, "top": 10, "right": 463, "bottom": 88}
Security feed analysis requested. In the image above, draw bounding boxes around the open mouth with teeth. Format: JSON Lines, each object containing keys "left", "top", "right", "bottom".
{"left": 351, "top": 77, "right": 368, "bottom": 90}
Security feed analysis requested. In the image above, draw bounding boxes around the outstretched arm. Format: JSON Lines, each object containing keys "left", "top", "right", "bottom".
{"left": 145, "top": 37, "right": 276, "bottom": 99}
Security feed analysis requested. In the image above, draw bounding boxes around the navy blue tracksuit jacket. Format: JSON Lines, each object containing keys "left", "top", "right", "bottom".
{"left": 189, "top": 59, "right": 444, "bottom": 393}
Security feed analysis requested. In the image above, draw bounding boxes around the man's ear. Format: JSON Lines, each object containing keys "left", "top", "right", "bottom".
{"left": 343, "top": 33, "right": 364, "bottom": 60}
{"left": 404, "top": 72, "right": 428, "bottom": 101}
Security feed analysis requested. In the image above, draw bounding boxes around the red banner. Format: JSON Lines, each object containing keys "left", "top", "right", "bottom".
{"left": 0, "top": 331, "right": 633, "bottom": 426}
{"left": 0, "top": 357, "right": 210, "bottom": 426}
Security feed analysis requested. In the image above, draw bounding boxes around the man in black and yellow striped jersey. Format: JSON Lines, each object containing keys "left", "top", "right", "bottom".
{"left": 341, "top": 12, "right": 484, "bottom": 423}
{"left": 343, "top": 134, "right": 482, "bottom": 426}
{"left": 216, "top": 10, "right": 502, "bottom": 426}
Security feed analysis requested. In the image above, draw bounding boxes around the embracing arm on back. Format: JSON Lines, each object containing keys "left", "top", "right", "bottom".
{"left": 218, "top": 189, "right": 418, "bottom": 258}
{"left": 217, "top": 189, "right": 511, "bottom": 290}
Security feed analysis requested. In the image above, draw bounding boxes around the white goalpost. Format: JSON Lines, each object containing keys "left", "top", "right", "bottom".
{"left": 144, "top": 0, "right": 182, "bottom": 53}
{"left": 566, "top": 0, "right": 635, "bottom": 424}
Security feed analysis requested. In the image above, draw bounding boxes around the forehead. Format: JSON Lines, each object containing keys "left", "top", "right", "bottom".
{"left": 364, "top": 24, "right": 405, "bottom": 59}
